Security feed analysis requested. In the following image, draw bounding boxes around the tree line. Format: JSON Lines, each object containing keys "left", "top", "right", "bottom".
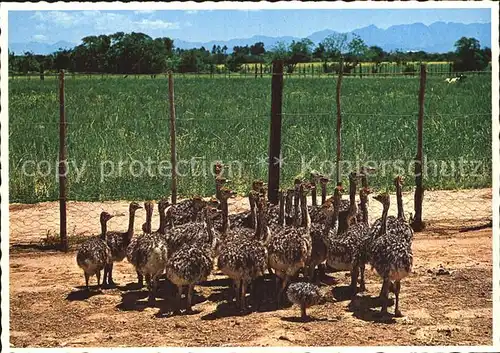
{"left": 9, "top": 32, "right": 491, "bottom": 76}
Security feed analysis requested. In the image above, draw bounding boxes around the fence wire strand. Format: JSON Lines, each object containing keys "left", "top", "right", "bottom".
{"left": 9, "top": 69, "right": 492, "bottom": 248}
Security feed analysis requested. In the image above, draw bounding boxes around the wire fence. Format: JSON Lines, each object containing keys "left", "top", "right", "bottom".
{"left": 8, "top": 66, "right": 492, "bottom": 249}
{"left": 9, "top": 68, "right": 492, "bottom": 80}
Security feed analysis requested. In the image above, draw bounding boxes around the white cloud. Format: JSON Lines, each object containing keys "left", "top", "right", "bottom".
{"left": 134, "top": 10, "right": 156, "bottom": 15}
{"left": 30, "top": 10, "right": 180, "bottom": 33}
{"left": 32, "top": 34, "right": 48, "bottom": 42}
{"left": 135, "top": 19, "right": 180, "bottom": 30}
{"left": 31, "top": 11, "right": 75, "bottom": 28}
{"left": 35, "top": 23, "right": 47, "bottom": 31}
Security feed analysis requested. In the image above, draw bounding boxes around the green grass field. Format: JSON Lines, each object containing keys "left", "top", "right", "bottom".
{"left": 9, "top": 73, "right": 492, "bottom": 203}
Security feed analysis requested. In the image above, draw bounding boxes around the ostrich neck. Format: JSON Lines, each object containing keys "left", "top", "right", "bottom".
{"left": 256, "top": 205, "right": 268, "bottom": 241}
{"left": 145, "top": 209, "right": 152, "bottom": 233}
{"left": 248, "top": 195, "right": 257, "bottom": 224}
{"left": 293, "top": 195, "right": 301, "bottom": 227}
{"left": 157, "top": 207, "right": 166, "bottom": 234}
{"left": 361, "top": 174, "right": 368, "bottom": 188}
{"left": 300, "top": 193, "right": 311, "bottom": 231}
{"left": 278, "top": 194, "right": 285, "bottom": 227}
{"left": 379, "top": 206, "right": 389, "bottom": 236}
{"left": 396, "top": 183, "right": 405, "bottom": 220}
{"left": 126, "top": 210, "right": 136, "bottom": 240}
{"left": 360, "top": 196, "right": 369, "bottom": 224}
{"left": 249, "top": 195, "right": 256, "bottom": 229}
{"left": 100, "top": 220, "right": 108, "bottom": 240}
{"left": 250, "top": 202, "right": 257, "bottom": 231}
{"left": 215, "top": 180, "right": 222, "bottom": 200}
{"left": 285, "top": 194, "right": 292, "bottom": 214}
{"left": 331, "top": 196, "right": 341, "bottom": 230}
{"left": 221, "top": 199, "right": 229, "bottom": 234}
{"left": 204, "top": 211, "right": 215, "bottom": 244}
{"left": 321, "top": 184, "right": 327, "bottom": 204}
{"left": 348, "top": 180, "right": 357, "bottom": 219}
{"left": 254, "top": 206, "right": 262, "bottom": 240}
{"left": 311, "top": 183, "right": 317, "bottom": 206}
{"left": 260, "top": 207, "right": 269, "bottom": 243}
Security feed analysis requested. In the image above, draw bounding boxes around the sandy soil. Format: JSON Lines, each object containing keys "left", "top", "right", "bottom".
{"left": 8, "top": 188, "right": 493, "bottom": 347}
{"left": 9, "top": 228, "right": 492, "bottom": 347}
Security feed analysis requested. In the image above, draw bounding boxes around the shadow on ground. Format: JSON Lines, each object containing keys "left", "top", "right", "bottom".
{"left": 348, "top": 294, "right": 396, "bottom": 324}
{"left": 66, "top": 287, "right": 103, "bottom": 301}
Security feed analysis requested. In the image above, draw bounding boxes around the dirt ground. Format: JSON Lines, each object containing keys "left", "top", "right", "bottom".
{"left": 8, "top": 188, "right": 493, "bottom": 347}
{"left": 8, "top": 188, "right": 493, "bottom": 245}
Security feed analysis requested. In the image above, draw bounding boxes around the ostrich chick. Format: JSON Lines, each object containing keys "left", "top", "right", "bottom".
{"left": 287, "top": 282, "right": 323, "bottom": 321}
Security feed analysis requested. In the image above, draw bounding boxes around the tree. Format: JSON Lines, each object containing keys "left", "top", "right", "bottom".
{"left": 268, "top": 39, "right": 313, "bottom": 74}
{"left": 8, "top": 50, "right": 19, "bottom": 73}
{"left": 268, "top": 41, "right": 291, "bottom": 71}
{"left": 365, "top": 45, "right": 385, "bottom": 64}
{"left": 290, "top": 39, "right": 314, "bottom": 62}
{"left": 453, "top": 37, "right": 489, "bottom": 72}
{"left": 321, "top": 33, "right": 348, "bottom": 61}
{"left": 345, "top": 34, "right": 368, "bottom": 72}
{"left": 232, "top": 45, "right": 248, "bottom": 57}
{"left": 54, "top": 49, "right": 72, "bottom": 71}
{"left": 178, "top": 49, "right": 208, "bottom": 73}
{"left": 391, "top": 50, "right": 406, "bottom": 66}
{"left": 165, "top": 55, "right": 181, "bottom": 72}
{"left": 250, "top": 41, "right": 265, "bottom": 56}
{"left": 318, "top": 33, "right": 347, "bottom": 73}
{"left": 319, "top": 33, "right": 366, "bottom": 74}
{"left": 20, "top": 51, "right": 40, "bottom": 74}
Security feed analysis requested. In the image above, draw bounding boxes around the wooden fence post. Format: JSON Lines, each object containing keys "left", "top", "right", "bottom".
{"left": 260, "top": 63, "right": 263, "bottom": 78}
{"left": 168, "top": 72, "right": 178, "bottom": 205}
{"left": 335, "top": 59, "right": 344, "bottom": 183}
{"left": 268, "top": 60, "right": 284, "bottom": 205}
{"left": 412, "top": 64, "right": 427, "bottom": 232}
{"left": 255, "top": 64, "right": 258, "bottom": 79}
{"left": 58, "top": 70, "right": 68, "bottom": 252}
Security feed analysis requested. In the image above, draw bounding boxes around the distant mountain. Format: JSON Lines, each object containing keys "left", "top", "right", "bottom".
{"left": 9, "top": 22, "right": 491, "bottom": 55}
{"left": 306, "top": 29, "right": 339, "bottom": 44}
{"left": 9, "top": 40, "right": 76, "bottom": 55}
{"left": 177, "top": 21, "right": 491, "bottom": 53}
{"left": 347, "top": 22, "right": 491, "bottom": 52}
{"left": 174, "top": 34, "right": 298, "bottom": 51}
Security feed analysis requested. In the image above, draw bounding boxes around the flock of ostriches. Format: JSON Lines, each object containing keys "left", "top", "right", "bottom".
{"left": 77, "top": 165, "right": 414, "bottom": 321}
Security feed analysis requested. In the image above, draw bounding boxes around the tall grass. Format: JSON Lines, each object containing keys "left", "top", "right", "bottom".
{"left": 9, "top": 74, "right": 491, "bottom": 203}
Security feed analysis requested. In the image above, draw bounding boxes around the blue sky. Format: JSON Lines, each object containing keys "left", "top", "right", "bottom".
{"left": 8, "top": 8, "right": 491, "bottom": 44}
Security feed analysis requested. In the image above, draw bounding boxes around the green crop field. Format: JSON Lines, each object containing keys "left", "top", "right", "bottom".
{"left": 223, "top": 61, "right": 456, "bottom": 76}
{"left": 9, "top": 73, "right": 491, "bottom": 204}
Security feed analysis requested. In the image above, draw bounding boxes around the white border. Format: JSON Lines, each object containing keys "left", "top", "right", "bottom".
{"left": 0, "top": 1, "right": 498, "bottom": 10}
{"left": 490, "top": 1, "right": 500, "bottom": 349}
{"left": 1, "top": 1, "right": 499, "bottom": 352}
{"left": 1, "top": 2, "right": 10, "bottom": 353}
